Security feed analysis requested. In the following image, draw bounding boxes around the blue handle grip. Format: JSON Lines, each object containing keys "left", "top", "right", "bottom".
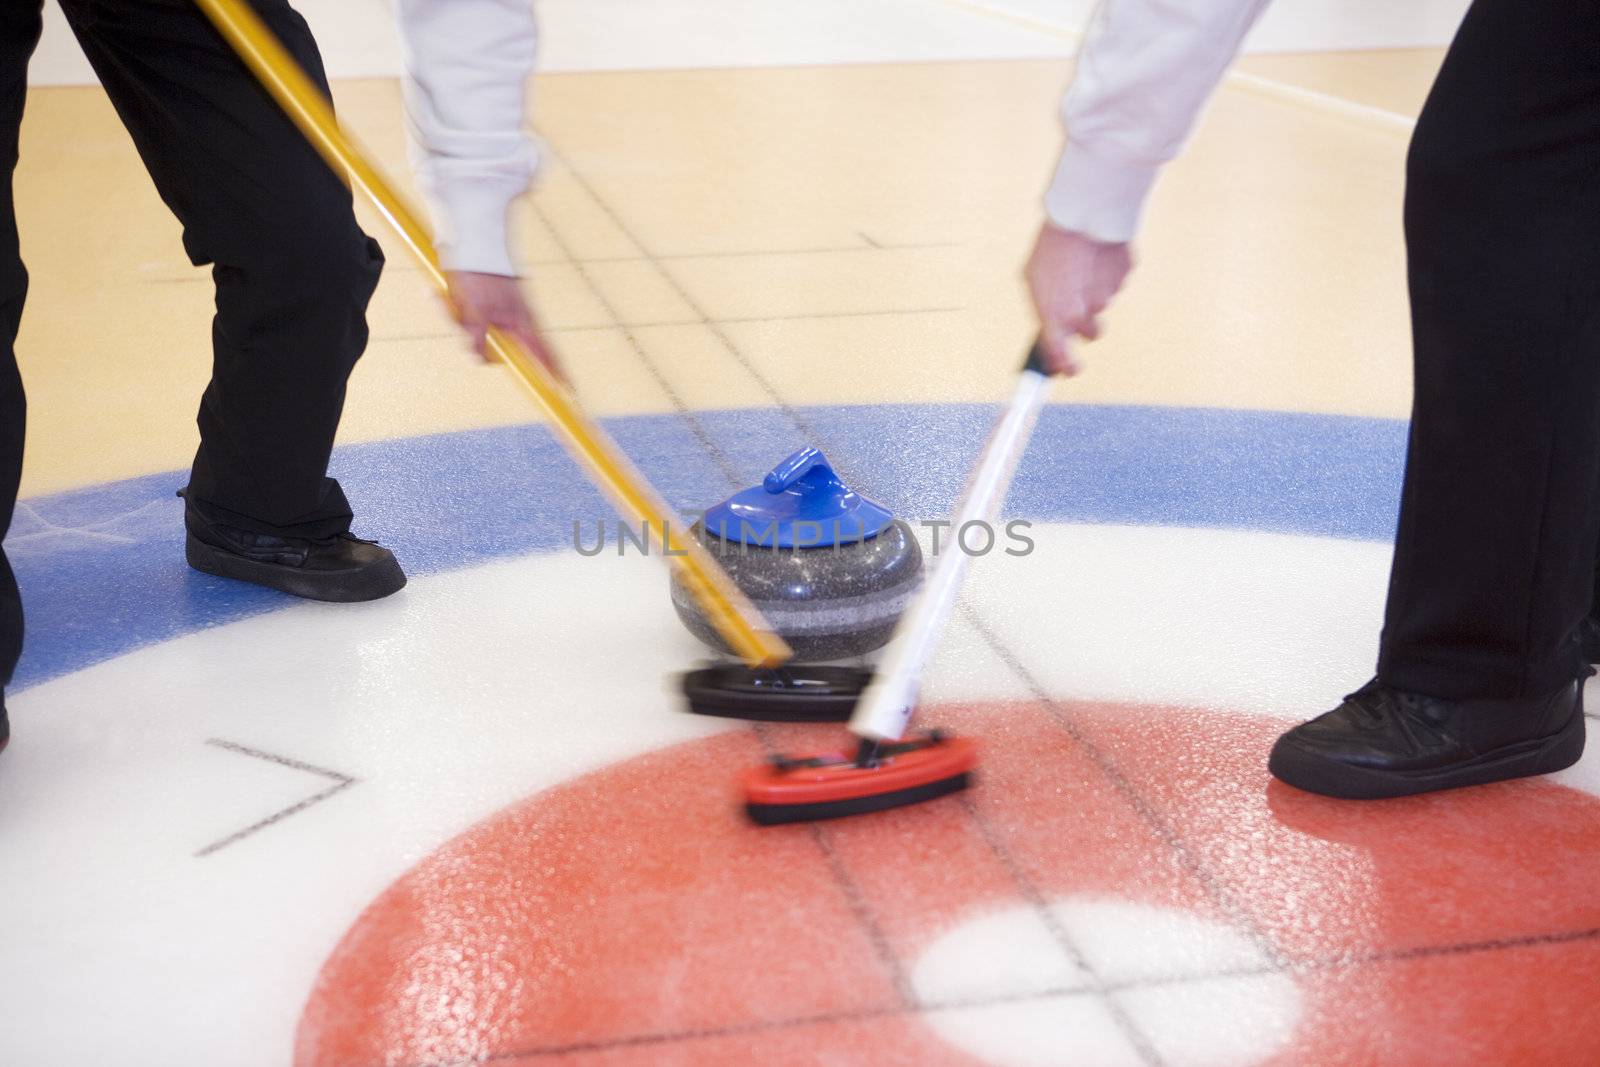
{"left": 763, "top": 447, "right": 828, "bottom": 493}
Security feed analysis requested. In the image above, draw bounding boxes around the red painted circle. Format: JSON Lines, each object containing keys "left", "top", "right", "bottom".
{"left": 296, "top": 701, "right": 1600, "bottom": 1066}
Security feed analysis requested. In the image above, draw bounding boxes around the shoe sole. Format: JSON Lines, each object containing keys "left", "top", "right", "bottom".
{"left": 186, "top": 533, "right": 407, "bottom": 603}
{"left": 1268, "top": 705, "right": 1586, "bottom": 801}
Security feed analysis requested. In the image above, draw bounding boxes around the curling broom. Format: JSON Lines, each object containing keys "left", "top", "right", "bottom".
{"left": 744, "top": 341, "right": 1054, "bottom": 823}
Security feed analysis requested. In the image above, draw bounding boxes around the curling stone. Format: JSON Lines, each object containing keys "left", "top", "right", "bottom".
{"left": 671, "top": 447, "right": 921, "bottom": 662}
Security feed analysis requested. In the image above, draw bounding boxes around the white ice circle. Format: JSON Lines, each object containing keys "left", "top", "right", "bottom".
{"left": 912, "top": 896, "right": 1303, "bottom": 1067}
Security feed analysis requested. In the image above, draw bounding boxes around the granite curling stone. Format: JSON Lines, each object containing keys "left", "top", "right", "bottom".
{"left": 670, "top": 447, "right": 922, "bottom": 661}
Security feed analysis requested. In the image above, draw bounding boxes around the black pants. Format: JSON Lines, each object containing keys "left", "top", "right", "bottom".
{"left": 1378, "top": 0, "right": 1600, "bottom": 700}
{"left": 0, "top": 0, "right": 382, "bottom": 697}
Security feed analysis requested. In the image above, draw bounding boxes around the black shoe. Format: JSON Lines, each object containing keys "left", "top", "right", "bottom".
{"left": 184, "top": 501, "right": 406, "bottom": 603}
{"left": 1268, "top": 677, "right": 1586, "bottom": 800}
{"left": 1, "top": 696, "right": 8, "bottom": 756}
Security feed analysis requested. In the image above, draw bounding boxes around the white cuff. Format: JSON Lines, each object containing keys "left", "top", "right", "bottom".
{"left": 1043, "top": 140, "right": 1161, "bottom": 244}
{"left": 433, "top": 178, "right": 521, "bottom": 276}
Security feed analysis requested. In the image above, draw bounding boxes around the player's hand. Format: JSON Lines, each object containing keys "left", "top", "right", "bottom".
{"left": 1024, "top": 224, "right": 1132, "bottom": 376}
{"left": 447, "top": 271, "right": 565, "bottom": 382}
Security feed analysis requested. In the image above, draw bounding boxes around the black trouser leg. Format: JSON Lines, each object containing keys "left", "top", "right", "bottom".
{"left": 1377, "top": 0, "right": 1600, "bottom": 700}
{"left": 58, "top": 0, "right": 383, "bottom": 539}
{"left": 0, "top": 1, "right": 42, "bottom": 702}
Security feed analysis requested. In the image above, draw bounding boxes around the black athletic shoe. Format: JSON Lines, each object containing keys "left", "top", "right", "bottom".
{"left": 184, "top": 500, "right": 406, "bottom": 603}
{"left": 1268, "top": 676, "right": 1586, "bottom": 800}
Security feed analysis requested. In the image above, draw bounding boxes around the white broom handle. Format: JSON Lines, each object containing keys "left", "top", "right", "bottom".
{"left": 849, "top": 348, "right": 1054, "bottom": 742}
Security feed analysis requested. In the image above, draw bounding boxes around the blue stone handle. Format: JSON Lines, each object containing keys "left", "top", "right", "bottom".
{"left": 763, "top": 447, "right": 835, "bottom": 494}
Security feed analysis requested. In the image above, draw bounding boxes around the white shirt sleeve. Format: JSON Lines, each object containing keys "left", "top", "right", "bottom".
{"left": 1046, "top": 0, "right": 1271, "bottom": 242}
{"left": 393, "top": 0, "right": 539, "bottom": 276}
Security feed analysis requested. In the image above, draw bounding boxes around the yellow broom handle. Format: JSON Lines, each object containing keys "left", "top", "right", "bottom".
{"left": 193, "top": 0, "right": 790, "bottom": 667}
